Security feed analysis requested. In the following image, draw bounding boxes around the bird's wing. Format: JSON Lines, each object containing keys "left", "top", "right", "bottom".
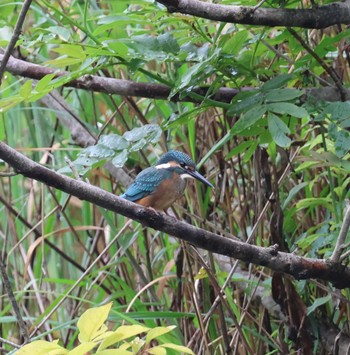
{"left": 120, "top": 167, "right": 171, "bottom": 202}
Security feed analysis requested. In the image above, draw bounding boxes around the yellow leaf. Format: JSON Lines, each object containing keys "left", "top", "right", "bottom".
{"left": 194, "top": 267, "right": 208, "bottom": 280}
{"left": 67, "top": 342, "right": 96, "bottom": 355}
{"left": 148, "top": 346, "right": 167, "bottom": 355}
{"left": 145, "top": 326, "right": 176, "bottom": 344}
{"left": 130, "top": 337, "right": 144, "bottom": 353}
{"left": 77, "top": 302, "right": 113, "bottom": 343}
{"left": 17, "top": 339, "right": 67, "bottom": 355}
{"left": 95, "top": 350, "right": 133, "bottom": 355}
{"left": 157, "top": 343, "right": 195, "bottom": 354}
{"left": 98, "top": 325, "right": 149, "bottom": 351}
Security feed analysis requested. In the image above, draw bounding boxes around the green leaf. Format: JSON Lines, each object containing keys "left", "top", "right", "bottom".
{"left": 328, "top": 123, "right": 350, "bottom": 158}
{"left": 226, "top": 141, "right": 253, "bottom": 159}
{"left": 0, "top": 95, "right": 23, "bottom": 112}
{"left": 94, "top": 15, "right": 143, "bottom": 35}
{"left": 19, "top": 80, "right": 33, "bottom": 99}
{"left": 112, "top": 150, "right": 129, "bottom": 167}
{"left": 282, "top": 182, "right": 309, "bottom": 210}
{"left": 261, "top": 74, "right": 293, "bottom": 91}
{"left": 79, "top": 145, "right": 115, "bottom": 159}
{"left": 267, "top": 102, "right": 308, "bottom": 118}
{"left": 228, "top": 92, "right": 263, "bottom": 115}
{"left": 128, "top": 33, "right": 180, "bottom": 60}
{"left": 265, "top": 88, "right": 304, "bottom": 102}
{"left": 222, "top": 30, "right": 249, "bottom": 55}
{"left": 158, "top": 33, "right": 180, "bottom": 54}
{"left": 173, "top": 62, "right": 211, "bottom": 95}
{"left": 46, "top": 26, "right": 71, "bottom": 41}
{"left": 104, "top": 41, "right": 129, "bottom": 57}
{"left": 243, "top": 140, "right": 259, "bottom": 163}
{"left": 35, "top": 74, "right": 56, "bottom": 92}
{"left": 232, "top": 105, "right": 266, "bottom": 133}
{"left": 99, "top": 134, "right": 129, "bottom": 151}
{"left": 323, "top": 102, "right": 350, "bottom": 127}
{"left": 45, "top": 56, "right": 83, "bottom": 67}
{"left": 332, "top": 130, "right": 350, "bottom": 157}
{"left": 73, "top": 156, "right": 100, "bottom": 168}
{"left": 296, "top": 198, "right": 333, "bottom": 212}
{"left": 78, "top": 302, "right": 112, "bottom": 343}
{"left": 123, "top": 124, "right": 162, "bottom": 144}
{"left": 268, "top": 112, "right": 291, "bottom": 148}
{"left": 307, "top": 295, "right": 331, "bottom": 315}
{"left": 51, "top": 45, "right": 86, "bottom": 59}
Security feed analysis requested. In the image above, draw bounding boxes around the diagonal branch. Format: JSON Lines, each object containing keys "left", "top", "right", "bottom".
{"left": 0, "top": 141, "right": 350, "bottom": 288}
{"left": 156, "top": 0, "right": 350, "bottom": 29}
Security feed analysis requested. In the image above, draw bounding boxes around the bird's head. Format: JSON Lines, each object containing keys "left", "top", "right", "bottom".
{"left": 156, "top": 150, "right": 214, "bottom": 188}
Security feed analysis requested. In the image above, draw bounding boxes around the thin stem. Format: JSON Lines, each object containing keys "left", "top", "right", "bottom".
{"left": 331, "top": 201, "right": 350, "bottom": 262}
{"left": 0, "top": 255, "right": 29, "bottom": 342}
{"left": 0, "top": 0, "right": 33, "bottom": 84}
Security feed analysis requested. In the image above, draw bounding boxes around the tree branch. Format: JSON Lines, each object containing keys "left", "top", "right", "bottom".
{"left": 1, "top": 54, "right": 349, "bottom": 105}
{"left": 0, "top": 53, "right": 239, "bottom": 103}
{"left": 1, "top": 141, "right": 350, "bottom": 288}
{"left": 156, "top": 0, "right": 350, "bottom": 29}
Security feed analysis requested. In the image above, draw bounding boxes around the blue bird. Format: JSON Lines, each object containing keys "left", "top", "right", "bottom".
{"left": 120, "top": 150, "right": 213, "bottom": 211}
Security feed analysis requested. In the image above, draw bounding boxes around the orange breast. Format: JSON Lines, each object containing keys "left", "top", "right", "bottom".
{"left": 136, "top": 173, "right": 186, "bottom": 211}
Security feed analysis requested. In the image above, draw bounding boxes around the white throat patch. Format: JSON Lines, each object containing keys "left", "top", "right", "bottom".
{"left": 181, "top": 173, "right": 194, "bottom": 180}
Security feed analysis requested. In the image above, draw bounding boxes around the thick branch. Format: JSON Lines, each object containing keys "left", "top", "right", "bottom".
{"left": 0, "top": 141, "right": 350, "bottom": 288}
{"left": 156, "top": 0, "right": 350, "bottom": 29}
{"left": 1, "top": 54, "right": 348, "bottom": 105}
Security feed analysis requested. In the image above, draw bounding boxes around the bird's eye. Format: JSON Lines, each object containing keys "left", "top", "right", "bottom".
{"left": 180, "top": 162, "right": 188, "bottom": 169}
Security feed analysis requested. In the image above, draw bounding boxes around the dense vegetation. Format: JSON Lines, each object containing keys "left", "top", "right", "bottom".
{"left": 1, "top": 0, "right": 350, "bottom": 353}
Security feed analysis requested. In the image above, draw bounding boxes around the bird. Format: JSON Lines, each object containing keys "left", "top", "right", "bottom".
{"left": 120, "top": 150, "right": 213, "bottom": 211}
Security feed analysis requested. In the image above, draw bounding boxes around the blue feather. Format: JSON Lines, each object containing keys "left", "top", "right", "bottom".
{"left": 120, "top": 166, "right": 173, "bottom": 202}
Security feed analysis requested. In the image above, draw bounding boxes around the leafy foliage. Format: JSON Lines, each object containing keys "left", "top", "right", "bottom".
{"left": 59, "top": 125, "right": 162, "bottom": 175}
{"left": 18, "top": 303, "right": 193, "bottom": 354}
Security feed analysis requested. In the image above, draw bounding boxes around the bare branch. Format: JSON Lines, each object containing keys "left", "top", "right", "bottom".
{"left": 156, "top": 0, "right": 350, "bottom": 29}
{"left": 1, "top": 140, "right": 350, "bottom": 288}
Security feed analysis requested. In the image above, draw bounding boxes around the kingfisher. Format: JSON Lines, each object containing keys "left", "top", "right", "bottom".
{"left": 120, "top": 150, "right": 213, "bottom": 211}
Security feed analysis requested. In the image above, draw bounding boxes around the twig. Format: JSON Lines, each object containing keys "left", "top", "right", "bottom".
{"left": 0, "top": 255, "right": 29, "bottom": 342}
{"left": 287, "top": 27, "right": 349, "bottom": 101}
{"left": 0, "top": 171, "right": 18, "bottom": 177}
{"left": 0, "top": 0, "right": 33, "bottom": 84}
{"left": 331, "top": 201, "right": 350, "bottom": 262}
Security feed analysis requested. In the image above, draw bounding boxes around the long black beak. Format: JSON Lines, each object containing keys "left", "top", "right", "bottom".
{"left": 188, "top": 170, "right": 214, "bottom": 188}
